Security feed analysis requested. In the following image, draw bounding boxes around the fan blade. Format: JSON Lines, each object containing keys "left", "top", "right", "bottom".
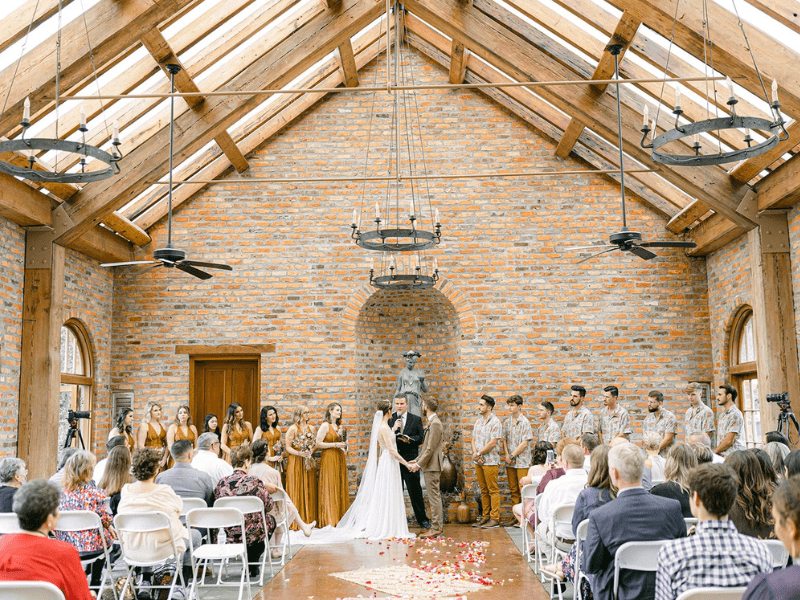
{"left": 100, "top": 260, "right": 158, "bottom": 268}
{"left": 563, "top": 244, "right": 615, "bottom": 251}
{"left": 176, "top": 263, "right": 213, "bottom": 280}
{"left": 132, "top": 263, "right": 163, "bottom": 277}
{"left": 575, "top": 247, "right": 618, "bottom": 264}
{"left": 180, "top": 260, "right": 233, "bottom": 271}
{"left": 637, "top": 241, "right": 697, "bottom": 249}
{"left": 628, "top": 246, "right": 657, "bottom": 260}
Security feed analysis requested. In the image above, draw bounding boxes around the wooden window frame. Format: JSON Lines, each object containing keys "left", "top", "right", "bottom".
{"left": 728, "top": 306, "right": 758, "bottom": 447}
{"left": 61, "top": 319, "right": 94, "bottom": 447}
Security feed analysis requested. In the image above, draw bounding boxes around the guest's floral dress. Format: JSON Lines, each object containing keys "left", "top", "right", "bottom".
{"left": 213, "top": 469, "right": 276, "bottom": 544}
{"left": 55, "top": 481, "right": 115, "bottom": 551}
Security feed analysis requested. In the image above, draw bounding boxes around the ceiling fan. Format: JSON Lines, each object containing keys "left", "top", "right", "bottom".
{"left": 101, "top": 64, "right": 232, "bottom": 280}
{"left": 565, "top": 44, "right": 696, "bottom": 264}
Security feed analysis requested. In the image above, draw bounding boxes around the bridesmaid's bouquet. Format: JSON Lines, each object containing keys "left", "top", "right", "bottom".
{"left": 339, "top": 426, "right": 348, "bottom": 450}
{"left": 299, "top": 431, "right": 318, "bottom": 471}
{"left": 272, "top": 440, "right": 286, "bottom": 471}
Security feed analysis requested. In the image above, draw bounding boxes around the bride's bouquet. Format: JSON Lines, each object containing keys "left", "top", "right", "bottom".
{"left": 299, "top": 431, "right": 318, "bottom": 470}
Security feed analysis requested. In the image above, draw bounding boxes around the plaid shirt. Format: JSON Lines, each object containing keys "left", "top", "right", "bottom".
{"left": 562, "top": 406, "right": 594, "bottom": 438}
{"left": 537, "top": 419, "right": 562, "bottom": 444}
{"left": 599, "top": 404, "right": 631, "bottom": 440}
{"left": 655, "top": 520, "right": 772, "bottom": 600}
{"left": 717, "top": 404, "right": 746, "bottom": 456}
{"left": 503, "top": 415, "right": 533, "bottom": 468}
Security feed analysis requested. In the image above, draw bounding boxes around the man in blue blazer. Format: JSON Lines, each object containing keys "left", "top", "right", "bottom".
{"left": 584, "top": 442, "right": 686, "bottom": 600}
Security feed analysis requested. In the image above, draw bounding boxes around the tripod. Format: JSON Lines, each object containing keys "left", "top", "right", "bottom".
{"left": 777, "top": 405, "right": 800, "bottom": 441}
{"left": 64, "top": 422, "right": 86, "bottom": 449}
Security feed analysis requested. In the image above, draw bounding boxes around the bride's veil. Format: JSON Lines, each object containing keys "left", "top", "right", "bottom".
{"left": 335, "top": 410, "right": 382, "bottom": 530}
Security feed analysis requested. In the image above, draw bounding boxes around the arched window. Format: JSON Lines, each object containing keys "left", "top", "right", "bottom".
{"left": 60, "top": 320, "right": 93, "bottom": 450}
{"left": 729, "top": 307, "right": 758, "bottom": 447}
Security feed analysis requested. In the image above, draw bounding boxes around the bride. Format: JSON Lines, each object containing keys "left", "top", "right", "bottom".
{"left": 292, "top": 399, "right": 414, "bottom": 543}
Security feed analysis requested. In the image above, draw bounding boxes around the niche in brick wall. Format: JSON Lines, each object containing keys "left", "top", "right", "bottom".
{"left": 351, "top": 287, "right": 462, "bottom": 477}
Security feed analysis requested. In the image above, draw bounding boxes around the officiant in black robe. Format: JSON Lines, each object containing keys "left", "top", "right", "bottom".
{"left": 389, "top": 393, "right": 430, "bottom": 529}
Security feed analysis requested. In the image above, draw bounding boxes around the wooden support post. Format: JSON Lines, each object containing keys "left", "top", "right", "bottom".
{"left": 748, "top": 213, "right": 800, "bottom": 448}
{"left": 18, "top": 232, "right": 65, "bottom": 479}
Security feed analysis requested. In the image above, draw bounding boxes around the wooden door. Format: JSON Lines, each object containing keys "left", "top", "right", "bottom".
{"left": 191, "top": 357, "right": 260, "bottom": 429}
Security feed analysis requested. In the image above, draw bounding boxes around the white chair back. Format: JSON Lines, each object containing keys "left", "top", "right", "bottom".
{"left": 53, "top": 510, "right": 116, "bottom": 599}
{"left": 675, "top": 586, "right": 747, "bottom": 600}
{"left": 760, "top": 539, "right": 789, "bottom": 568}
{"left": 552, "top": 503, "right": 576, "bottom": 540}
{"left": 113, "top": 511, "right": 181, "bottom": 565}
{"left": 214, "top": 495, "right": 264, "bottom": 515}
{"left": 180, "top": 497, "right": 207, "bottom": 516}
{"left": 186, "top": 507, "right": 245, "bottom": 531}
{"left": 573, "top": 518, "right": 590, "bottom": 600}
{"left": 520, "top": 483, "right": 538, "bottom": 562}
{"left": 0, "top": 512, "right": 22, "bottom": 534}
{"left": 269, "top": 489, "right": 292, "bottom": 565}
{"left": 684, "top": 517, "right": 698, "bottom": 533}
{"left": 613, "top": 540, "right": 670, "bottom": 600}
{"left": 0, "top": 581, "right": 65, "bottom": 600}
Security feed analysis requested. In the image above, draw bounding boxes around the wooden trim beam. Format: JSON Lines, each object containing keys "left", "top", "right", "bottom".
{"left": 337, "top": 40, "right": 360, "bottom": 87}
{"left": 666, "top": 200, "right": 710, "bottom": 234}
{"left": 57, "top": 0, "right": 385, "bottom": 246}
{"left": 102, "top": 212, "right": 151, "bottom": 247}
{"left": 449, "top": 39, "right": 468, "bottom": 84}
{"left": 69, "top": 226, "right": 135, "bottom": 264}
{"left": 756, "top": 152, "right": 800, "bottom": 211}
{"left": 175, "top": 344, "right": 276, "bottom": 355}
{"left": 0, "top": 173, "right": 54, "bottom": 227}
{"left": 731, "top": 120, "right": 800, "bottom": 183}
{"left": 742, "top": 0, "right": 800, "bottom": 35}
{"left": 687, "top": 214, "right": 746, "bottom": 256}
{"left": 0, "top": 0, "right": 77, "bottom": 55}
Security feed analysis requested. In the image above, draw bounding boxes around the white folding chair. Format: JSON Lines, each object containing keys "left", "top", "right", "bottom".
{"left": 113, "top": 511, "right": 187, "bottom": 600}
{"left": 520, "top": 483, "right": 538, "bottom": 562}
{"left": 214, "top": 495, "right": 274, "bottom": 583}
{"left": 0, "top": 581, "right": 65, "bottom": 600}
{"left": 186, "top": 507, "right": 251, "bottom": 600}
{"left": 268, "top": 489, "right": 292, "bottom": 566}
{"left": 53, "top": 510, "right": 117, "bottom": 600}
{"left": 535, "top": 502, "right": 575, "bottom": 575}
{"left": 0, "top": 512, "right": 23, "bottom": 534}
{"left": 180, "top": 497, "right": 208, "bottom": 517}
{"left": 675, "top": 586, "right": 748, "bottom": 600}
{"left": 684, "top": 517, "right": 698, "bottom": 533}
{"left": 573, "top": 518, "right": 590, "bottom": 600}
{"left": 760, "top": 539, "right": 789, "bottom": 568}
{"left": 613, "top": 540, "right": 671, "bottom": 600}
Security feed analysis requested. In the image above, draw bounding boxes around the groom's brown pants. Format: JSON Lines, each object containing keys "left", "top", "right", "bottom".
{"left": 423, "top": 469, "right": 443, "bottom": 532}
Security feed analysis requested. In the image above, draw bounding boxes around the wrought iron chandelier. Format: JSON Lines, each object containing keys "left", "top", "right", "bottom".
{"left": 639, "top": 0, "right": 788, "bottom": 167}
{"left": 350, "top": 2, "right": 442, "bottom": 289}
{"left": 0, "top": 0, "right": 122, "bottom": 183}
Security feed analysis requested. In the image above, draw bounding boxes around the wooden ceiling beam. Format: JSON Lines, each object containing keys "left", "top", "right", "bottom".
{"left": 337, "top": 40, "right": 360, "bottom": 87}
{"left": 101, "top": 212, "right": 151, "bottom": 247}
{"left": 0, "top": 0, "right": 77, "bottom": 55}
{"left": 687, "top": 213, "right": 746, "bottom": 256}
{"left": 0, "top": 0, "right": 204, "bottom": 137}
{"left": 140, "top": 28, "right": 250, "bottom": 173}
{"left": 742, "top": 1, "right": 800, "bottom": 35}
{"left": 70, "top": 225, "right": 135, "bottom": 264}
{"left": 730, "top": 121, "right": 800, "bottom": 183}
{"left": 756, "top": 152, "right": 800, "bottom": 211}
{"left": 449, "top": 39, "right": 468, "bottom": 84}
{"left": 554, "top": 10, "right": 640, "bottom": 159}
{"left": 404, "top": 0, "right": 752, "bottom": 229}
{"left": 666, "top": 200, "right": 710, "bottom": 234}
{"left": 57, "top": 0, "right": 385, "bottom": 246}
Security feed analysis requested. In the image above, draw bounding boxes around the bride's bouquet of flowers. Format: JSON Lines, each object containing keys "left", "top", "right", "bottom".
{"left": 299, "top": 431, "right": 318, "bottom": 470}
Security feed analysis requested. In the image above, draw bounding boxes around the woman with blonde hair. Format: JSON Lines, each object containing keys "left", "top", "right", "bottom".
{"left": 642, "top": 431, "right": 666, "bottom": 482}
{"left": 650, "top": 442, "right": 697, "bottom": 517}
{"left": 166, "top": 404, "right": 199, "bottom": 468}
{"left": 285, "top": 405, "right": 318, "bottom": 528}
{"left": 136, "top": 401, "right": 168, "bottom": 469}
{"left": 98, "top": 445, "right": 133, "bottom": 515}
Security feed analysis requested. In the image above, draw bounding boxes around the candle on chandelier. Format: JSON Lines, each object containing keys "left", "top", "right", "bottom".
{"left": 650, "top": 119, "right": 657, "bottom": 142}
{"left": 642, "top": 104, "right": 649, "bottom": 127}
{"left": 772, "top": 79, "right": 779, "bottom": 104}
{"left": 745, "top": 127, "right": 752, "bottom": 139}
{"left": 433, "top": 258, "right": 439, "bottom": 272}
{"left": 375, "top": 202, "right": 380, "bottom": 220}
{"left": 693, "top": 134, "right": 699, "bottom": 146}
{"left": 674, "top": 86, "right": 682, "bottom": 112}
{"left": 23, "top": 97, "right": 30, "bottom": 122}
{"left": 435, "top": 208, "right": 440, "bottom": 224}
{"left": 80, "top": 105, "right": 87, "bottom": 129}
{"left": 390, "top": 255, "right": 396, "bottom": 270}
{"left": 113, "top": 120, "right": 120, "bottom": 142}
{"left": 409, "top": 199, "right": 414, "bottom": 218}
{"left": 726, "top": 77, "right": 736, "bottom": 103}
{"left": 352, "top": 209, "right": 358, "bottom": 226}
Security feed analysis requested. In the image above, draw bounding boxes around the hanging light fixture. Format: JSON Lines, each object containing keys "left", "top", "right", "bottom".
{"left": 639, "top": 0, "right": 788, "bottom": 167}
{"left": 350, "top": 2, "right": 442, "bottom": 290}
{"left": 0, "top": 0, "right": 122, "bottom": 183}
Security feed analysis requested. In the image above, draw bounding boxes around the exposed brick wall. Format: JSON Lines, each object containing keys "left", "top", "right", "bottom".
{"left": 109, "top": 49, "right": 713, "bottom": 515}
{"left": 0, "top": 217, "right": 25, "bottom": 456}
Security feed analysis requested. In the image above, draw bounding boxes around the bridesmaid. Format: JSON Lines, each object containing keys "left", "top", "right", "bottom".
{"left": 108, "top": 407, "right": 136, "bottom": 450}
{"left": 316, "top": 402, "right": 350, "bottom": 527}
{"left": 203, "top": 414, "right": 222, "bottom": 457}
{"left": 285, "top": 405, "right": 317, "bottom": 529}
{"left": 166, "top": 405, "right": 199, "bottom": 468}
{"left": 253, "top": 406, "right": 285, "bottom": 474}
{"left": 221, "top": 402, "right": 253, "bottom": 459}
{"left": 136, "top": 401, "right": 168, "bottom": 469}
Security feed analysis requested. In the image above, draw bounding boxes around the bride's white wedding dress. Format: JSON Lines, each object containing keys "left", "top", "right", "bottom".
{"left": 290, "top": 411, "right": 413, "bottom": 544}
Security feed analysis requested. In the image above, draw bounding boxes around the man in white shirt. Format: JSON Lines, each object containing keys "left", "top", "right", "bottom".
{"left": 92, "top": 435, "right": 128, "bottom": 484}
{"left": 191, "top": 432, "right": 233, "bottom": 483}
{"left": 536, "top": 443, "right": 588, "bottom": 559}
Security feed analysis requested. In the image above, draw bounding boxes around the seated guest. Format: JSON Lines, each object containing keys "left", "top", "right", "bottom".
{"left": 764, "top": 431, "right": 791, "bottom": 447}
{"left": 536, "top": 444, "right": 588, "bottom": 560}
{"left": 687, "top": 432, "right": 724, "bottom": 463}
{"left": 192, "top": 432, "right": 233, "bottom": 483}
{"left": 655, "top": 463, "right": 772, "bottom": 600}
{"left": 725, "top": 450, "right": 775, "bottom": 539}
{"left": 214, "top": 445, "right": 276, "bottom": 579}
{"left": 584, "top": 442, "right": 685, "bottom": 600}
{"left": 763, "top": 442, "right": 790, "bottom": 481}
{"left": 643, "top": 432, "right": 666, "bottom": 481}
{"left": 118, "top": 449, "right": 200, "bottom": 583}
{"left": 512, "top": 440, "right": 552, "bottom": 526}
{"left": 690, "top": 443, "right": 713, "bottom": 465}
{"left": 786, "top": 450, "right": 800, "bottom": 478}
{"left": 537, "top": 437, "right": 579, "bottom": 495}
{"left": 55, "top": 451, "right": 116, "bottom": 588}
{"left": 651, "top": 444, "right": 697, "bottom": 518}
{"left": 609, "top": 437, "right": 653, "bottom": 491}
{"left": 93, "top": 435, "right": 128, "bottom": 484}
{"left": 580, "top": 433, "right": 600, "bottom": 472}
{"left": 751, "top": 448, "right": 779, "bottom": 487}
{"left": 48, "top": 448, "right": 79, "bottom": 490}
{"left": 0, "top": 480, "right": 93, "bottom": 600}
{"left": 98, "top": 446, "right": 132, "bottom": 515}
{"left": 0, "top": 457, "right": 26, "bottom": 512}
{"left": 156, "top": 440, "right": 215, "bottom": 506}
{"left": 744, "top": 475, "right": 800, "bottom": 600}
{"left": 249, "top": 438, "right": 314, "bottom": 556}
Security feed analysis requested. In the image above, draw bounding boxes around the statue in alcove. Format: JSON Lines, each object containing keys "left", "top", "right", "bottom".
{"left": 395, "top": 350, "right": 429, "bottom": 417}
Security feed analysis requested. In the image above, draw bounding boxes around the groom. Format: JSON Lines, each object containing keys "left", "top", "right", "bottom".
{"left": 411, "top": 396, "right": 444, "bottom": 538}
{"left": 389, "top": 393, "right": 430, "bottom": 530}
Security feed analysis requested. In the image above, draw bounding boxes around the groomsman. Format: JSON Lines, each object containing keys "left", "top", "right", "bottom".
{"left": 389, "top": 393, "right": 430, "bottom": 530}
{"left": 537, "top": 401, "right": 561, "bottom": 444}
{"left": 502, "top": 395, "right": 533, "bottom": 525}
{"left": 472, "top": 394, "right": 503, "bottom": 529}
{"left": 411, "top": 397, "right": 444, "bottom": 538}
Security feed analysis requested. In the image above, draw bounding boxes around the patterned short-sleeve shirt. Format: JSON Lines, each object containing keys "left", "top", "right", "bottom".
{"left": 685, "top": 402, "right": 715, "bottom": 442}
{"left": 599, "top": 404, "right": 631, "bottom": 440}
{"left": 562, "top": 406, "right": 594, "bottom": 438}
{"left": 473, "top": 413, "right": 503, "bottom": 466}
{"left": 642, "top": 408, "right": 678, "bottom": 440}
{"left": 537, "top": 420, "right": 562, "bottom": 444}
{"left": 717, "top": 404, "right": 746, "bottom": 456}
{"left": 503, "top": 415, "right": 533, "bottom": 468}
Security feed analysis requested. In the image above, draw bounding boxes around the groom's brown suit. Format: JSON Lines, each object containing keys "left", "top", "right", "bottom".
{"left": 414, "top": 413, "right": 444, "bottom": 533}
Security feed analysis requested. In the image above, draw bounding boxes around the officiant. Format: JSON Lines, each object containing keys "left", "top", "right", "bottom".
{"left": 389, "top": 393, "right": 430, "bottom": 530}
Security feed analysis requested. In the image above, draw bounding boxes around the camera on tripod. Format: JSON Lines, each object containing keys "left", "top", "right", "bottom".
{"left": 767, "top": 391, "right": 798, "bottom": 440}
{"left": 64, "top": 409, "right": 92, "bottom": 449}
{"left": 68, "top": 409, "right": 91, "bottom": 422}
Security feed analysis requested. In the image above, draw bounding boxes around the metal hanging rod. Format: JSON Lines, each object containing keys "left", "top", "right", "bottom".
{"left": 49, "top": 76, "right": 727, "bottom": 101}
{"left": 148, "top": 167, "right": 655, "bottom": 185}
